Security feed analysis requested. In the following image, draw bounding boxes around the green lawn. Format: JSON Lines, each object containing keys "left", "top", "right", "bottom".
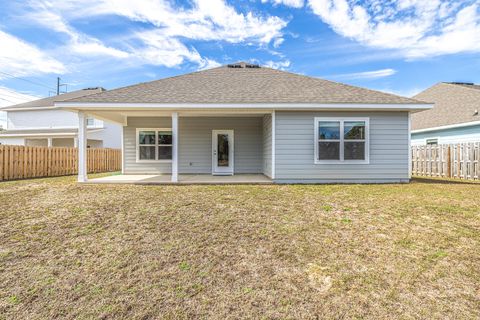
{"left": 0, "top": 175, "right": 479, "bottom": 319}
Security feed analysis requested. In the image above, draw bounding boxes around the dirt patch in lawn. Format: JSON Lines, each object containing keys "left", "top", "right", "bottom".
{"left": 0, "top": 176, "right": 479, "bottom": 319}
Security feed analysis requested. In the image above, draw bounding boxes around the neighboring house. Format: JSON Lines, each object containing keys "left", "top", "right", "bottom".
{"left": 58, "top": 62, "right": 431, "bottom": 184}
{"left": 0, "top": 88, "right": 121, "bottom": 148}
{"left": 411, "top": 82, "right": 480, "bottom": 145}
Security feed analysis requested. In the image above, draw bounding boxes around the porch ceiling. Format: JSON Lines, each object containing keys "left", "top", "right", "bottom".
{"left": 84, "top": 110, "right": 271, "bottom": 125}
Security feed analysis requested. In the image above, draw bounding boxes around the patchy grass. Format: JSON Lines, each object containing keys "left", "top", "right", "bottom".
{"left": 0, "top": 175, "right": 479, "bottom": 319}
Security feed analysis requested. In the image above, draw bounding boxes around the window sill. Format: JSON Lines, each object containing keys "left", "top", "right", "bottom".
{"left": 136, "top": 160, "right": 173, "bottom": 163}
{"left": 314, "top": 160, "right": 370, "bottom": 165}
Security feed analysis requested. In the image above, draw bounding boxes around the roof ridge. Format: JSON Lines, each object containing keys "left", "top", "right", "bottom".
{"left": 442, "top": 81, "right": 480, "bottom": 92}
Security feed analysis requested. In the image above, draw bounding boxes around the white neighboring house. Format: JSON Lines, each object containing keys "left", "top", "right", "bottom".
{"left": 0, "top": 88, "right": 121, "bottom": 148}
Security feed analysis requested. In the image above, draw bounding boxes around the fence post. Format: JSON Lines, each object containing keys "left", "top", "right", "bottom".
{"left": 447, "top": 145, "right": 451, "bottom": 178}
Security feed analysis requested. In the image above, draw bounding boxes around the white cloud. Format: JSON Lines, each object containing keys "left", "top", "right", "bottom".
{"left": 0, "top": 30, "right": 66, "bottom": 77}
{"left": 17, "top": 0, "right": 288, "bottom": 69}
{"left": 379, "top": 87, "right": 425, "bottom": 98}
{"left": 264, "top": 60, "right": 291, "bottom": 69}
{"left": 262, "top": 0, "right": 305, "bottom": 8}
{"left": 327, "top": 68, "right": 397, "bottom": 80}
{"left": 307, "top": 0, "right": 480, "bottom": 58}
{"left": 135, "top": 31, "right": 211, "bottom": 68}
{"left": 25, "top": 4, "right": 129, "bottom": 58}
{"left": 85, "top": 0, "right": 287, "bottom": 44}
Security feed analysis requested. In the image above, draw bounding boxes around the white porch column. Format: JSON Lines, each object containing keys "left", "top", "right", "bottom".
{"left": 171, "top": 112, "right": 179, "bottom": 182}
{"left": 408, "top": 111, "right": 412, "bottom": 179}
{"left": 271, "top": 110, "right": 276, "bottom": 180}
{"left": 78, "top": 111, "right": 88, "bottom": 182}
{"left": 47, "top": 138, "right": 53, "bottom": 147}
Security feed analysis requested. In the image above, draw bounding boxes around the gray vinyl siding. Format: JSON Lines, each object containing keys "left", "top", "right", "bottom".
{"left": 178, "top": 117, "right": 263, "bottom": 174}
{"left": 123, "top": 116, "right": 263, "bottom": 174}
{"left": 123, "top": 117, "right": 172, "bottom": 174}
{"left": 262, "top": 114, "right": 272, "bottom": 177}
{"left": 274, "top": 111, "right": 409, "bottom": 182}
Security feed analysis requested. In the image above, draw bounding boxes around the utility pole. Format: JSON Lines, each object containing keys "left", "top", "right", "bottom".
{"left": 51, "top": 77, "right": 67, "bottom": 96}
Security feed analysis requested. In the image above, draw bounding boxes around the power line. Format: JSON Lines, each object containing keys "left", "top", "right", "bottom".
{"left": 0, "top": 97, "right": 16, "bottom": 103}
{"left": 0, "top": 91, "right": 33, "bottom": 100}
{"left": 0, "top": 71, "right": 57, "bottom": 91}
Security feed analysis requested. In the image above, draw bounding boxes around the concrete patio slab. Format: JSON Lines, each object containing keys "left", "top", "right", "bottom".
{"left": 84, "top": 174, "right": 272, "bottom": 185}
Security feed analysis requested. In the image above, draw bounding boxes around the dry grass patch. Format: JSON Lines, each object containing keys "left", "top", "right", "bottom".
{"left": 0, "top": 176, "right": 479, "bottom": 319}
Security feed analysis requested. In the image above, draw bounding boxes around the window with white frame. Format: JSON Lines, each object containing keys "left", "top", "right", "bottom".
{"left": 86, "top": 117, "right": 95, "bottom": 126}
{"left": 314, "top": 118, "right": 369, "bottom": 163}
{"left": 136, "top": 129, "right": 172, "bottom": 162}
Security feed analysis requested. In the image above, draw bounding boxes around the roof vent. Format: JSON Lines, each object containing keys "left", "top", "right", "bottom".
{"left": 83, "top": 87, "right": 106, "bottom": 91}
{"left": 227, "top": 62, "right": 260, "bottom": 69}
{"left": 447, "top": 82, "right": 474, "bottom": 86}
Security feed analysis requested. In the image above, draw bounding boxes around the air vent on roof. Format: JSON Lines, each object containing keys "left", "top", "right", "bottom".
{"left": 83, "top": 87, "right": 106, "bottom": 91}
{"left": 447, "top": 82, "right": 474, "bottom": 86}
{"left": 227, "top": 62, "right": 260, "bottom": 69}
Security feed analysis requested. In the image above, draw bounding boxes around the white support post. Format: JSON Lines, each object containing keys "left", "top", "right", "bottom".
{"left": 47, "top": 138, "right": 53, "bottom": 147}
{"left": 120, "top": 125, "right": 125, "bottom": 174}
{"left": 78, "top": 111, "right": 88, "bottom": 182}
{"left": 408, "top": 111, "right": 412, "bottom": 180}
{"left": 171, "top": 112, "right": 179, "bottom": 182}
{"left": 271, "top": 110, "right": 276, "bottom": 180}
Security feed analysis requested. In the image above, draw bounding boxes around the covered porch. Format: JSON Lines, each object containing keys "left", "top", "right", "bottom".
{"left": 75, "top": 109, "right": 276, "bottom": 184}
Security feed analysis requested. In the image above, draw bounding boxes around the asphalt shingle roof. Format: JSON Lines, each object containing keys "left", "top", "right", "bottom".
{"left": 66, "top": 63, "right": 424, "bottom": 105}
{"left": 412, "top": 82, "right": 480, "bottom": 130}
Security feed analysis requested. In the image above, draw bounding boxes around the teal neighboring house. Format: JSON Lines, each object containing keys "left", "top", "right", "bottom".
{"left": 411, "top": 82, "right": 480, "bottom": 145}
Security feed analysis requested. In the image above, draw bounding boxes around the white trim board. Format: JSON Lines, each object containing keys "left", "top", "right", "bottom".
{"left": 0, "top": 129, "right": 105, "bottom": 138}
{"left": 411, "top": 120, "right": 480, "bottom": 134}
{"left": 57, "top": 102, "right": 433, "bottom": 112}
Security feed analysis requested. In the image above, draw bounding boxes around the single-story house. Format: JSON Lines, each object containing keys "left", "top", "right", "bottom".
{"left": 412, "top": 82, "right": 480, "bottom": 145}
{"left": 0, "top": 88, "right": 121, "bottom": 148}
{"left": 57, "top": 62, "right": 432, "bottom": 184}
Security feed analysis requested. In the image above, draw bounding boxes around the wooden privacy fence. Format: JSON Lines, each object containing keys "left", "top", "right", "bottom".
{"left": 0, "top": 145, "right": 121, "bottom": 181}
{"left": 412, "top": 143, "right": 480, "bottom": 180}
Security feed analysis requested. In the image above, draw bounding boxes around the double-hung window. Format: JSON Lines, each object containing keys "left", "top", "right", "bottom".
{"left": 136, "top": 128, "right": 172, "bottom": 162}
{"left": 314, "top": 117, "right": 369, "bottom": 164}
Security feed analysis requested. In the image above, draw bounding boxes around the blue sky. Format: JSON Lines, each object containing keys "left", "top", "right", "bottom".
{"left": 1, "top": 0, "right": 479, "bottom": 126}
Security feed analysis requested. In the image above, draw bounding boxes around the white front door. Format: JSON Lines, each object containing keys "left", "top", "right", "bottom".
{"left": 212, "top": 130, "right": 234, "bottom": 175}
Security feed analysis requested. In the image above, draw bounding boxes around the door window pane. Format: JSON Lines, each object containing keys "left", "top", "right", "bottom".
{"left": 158, "top": 132, "right": 172, "bottom": 145}
{"left": 319, "top": 121, "right": 340, "bottom": 140}
{"left": 139, "top": 146, "right": 156, "bottom": 160}
{"left": 217, "top": 134, "right": 229, "bottom": 167}
{"left": 344, "top": 121, "right": 365, "bottom": 140}
{"left": 344, "top": 142, "right": 365, "bottom": 160}
{"left": 158, "top": 146, "right": 172, "bottom": 160}
{"left": 139, "top": 131, "right": 155, "bottom": 145}
{"left": 318, "top": 142, "right": 340, "bottom": 160}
